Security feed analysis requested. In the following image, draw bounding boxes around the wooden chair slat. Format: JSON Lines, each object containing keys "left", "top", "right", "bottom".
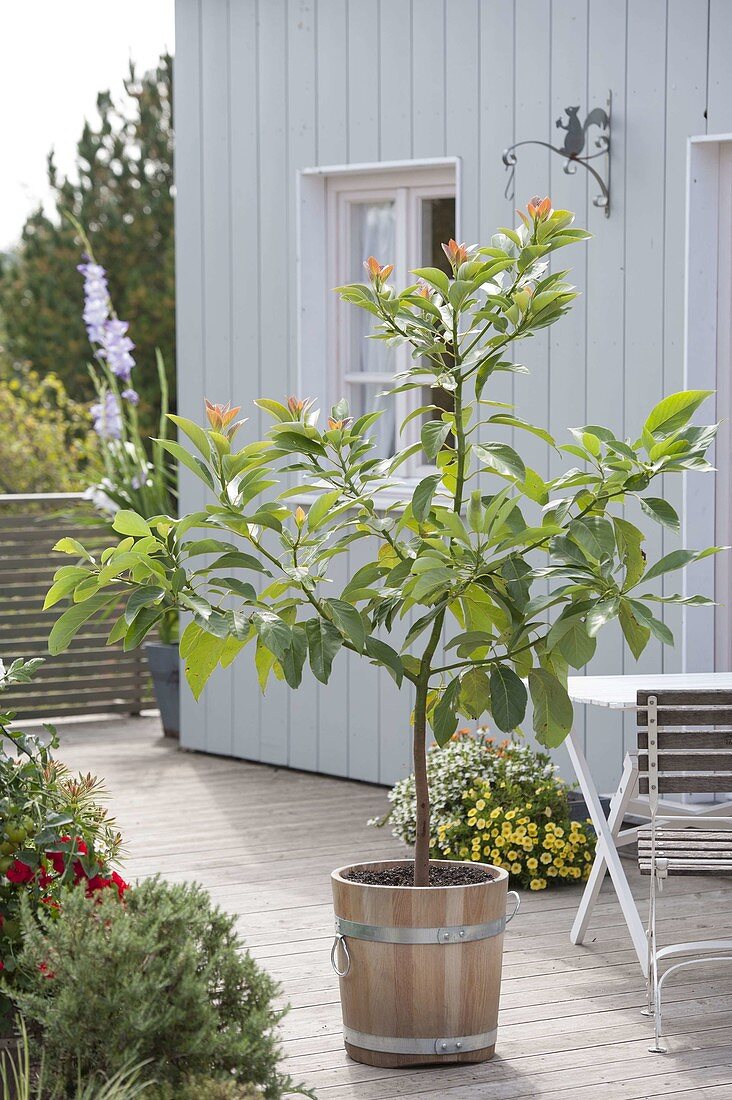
{"left": 638, "top": 730, "right": 732, "bottom": 749}
{"left": 637, "top": 689, "right": 732, "bottom": 705}
{"left": 639, "top": 775, "right": 732, "bottom": 794}
{"left": 637, "top": 752, "right": 732, "bottom": 773}
{"left": 640, "top": 861, "right": 732, "bottom": 875}
{"left": 637, "top": 707, "right": 732, "bottom": 727}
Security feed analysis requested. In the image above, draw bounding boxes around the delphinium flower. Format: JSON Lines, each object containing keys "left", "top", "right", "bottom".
{"left": 90, "top": 391, "right": 122, "bottom": 440}
{"left": 77, "top": 259, "right": 136, "bottom": 386}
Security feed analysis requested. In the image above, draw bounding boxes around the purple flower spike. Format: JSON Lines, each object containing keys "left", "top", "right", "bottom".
{"left": 77, "top": 258, "right": 136, "bottom": 378}
{"left": 103, "top": 318, "right": 136, "bottom": 380}
{"left": 121, "top": 387, "right": 139, "bottom": 405}
{"left": 90, "top": 391, "right": 123, "bottom": 440}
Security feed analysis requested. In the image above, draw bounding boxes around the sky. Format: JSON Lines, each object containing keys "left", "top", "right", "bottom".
{"left": 0, "top": 1, "right": 175, "bottom": 250}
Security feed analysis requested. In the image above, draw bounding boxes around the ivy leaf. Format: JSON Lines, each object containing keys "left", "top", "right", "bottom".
{"left": 490, "top": 665, "right": 527, "bottom": 732}
{"left": 528, "top": 668, "right": 573, "bottom": 748}
{"left": 460, "top": 667, "right": 491, "bottom": 720}
{"left": 305, "top": 618, "right": 343, "bottom": 683}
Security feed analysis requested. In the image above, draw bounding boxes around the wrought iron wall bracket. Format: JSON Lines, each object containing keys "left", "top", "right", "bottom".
{"left": 502, "top": 93, "right": 612, "bottom": 216}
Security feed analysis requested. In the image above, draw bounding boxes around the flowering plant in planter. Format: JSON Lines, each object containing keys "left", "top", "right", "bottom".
{"left": 0, "top": 656, "right": 125, "bottom": 1024}
{"left": 378, "top": 729, "right": 596, "bottom": 890}
{"left": 46, "top": 200, "right": 719, "bottom": 893}
{"left": 72, "top": 220, "right": 178, "bottom": 645}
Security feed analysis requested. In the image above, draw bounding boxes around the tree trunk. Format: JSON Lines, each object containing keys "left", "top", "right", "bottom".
{"left": 412, "top": 680, "right": 431, "bottom": 887}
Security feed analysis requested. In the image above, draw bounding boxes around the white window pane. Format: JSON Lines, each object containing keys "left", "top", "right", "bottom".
{"left": 349, "top": 381, "right": 396, "bottom": 460}
{"left": 419, "top": 196, "right": 456, "bottom": 459}
{"left": 349, "top": 201, "right": 396, "bottom": 375}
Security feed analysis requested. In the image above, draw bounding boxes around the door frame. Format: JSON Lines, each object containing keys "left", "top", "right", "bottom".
{"left": 684, "top": 134, "right": 732, "bottom": 671}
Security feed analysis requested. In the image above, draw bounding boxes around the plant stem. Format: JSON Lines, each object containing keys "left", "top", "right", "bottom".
{"left": 412, "top": 609, "right": 446, "bottom": 886}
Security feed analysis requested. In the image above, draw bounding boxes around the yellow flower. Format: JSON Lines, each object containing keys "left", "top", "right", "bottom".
{"left": 507, "top": 850, "right": 518, "bottom": 861}
{"left": 529, "top": 878, "right": 545, "bottom": 891}
{"left": 527, "top": 824, "right": 538, "bottom": 837}
{"left": 554, "top": 827, "right": 564, "bottom": 838}
{"left": 546, "top": 866, "right": 558, "bottom": 877}
{"left": 490, "top": 808, "right": 501, "bottom": 819}
{"left": 511, "top": 862, "right": 522, "bottom": 874}
{"left": 460, "top": 847, "right": 469, "bottom": 857}
{"left": 495, "top": 835, "right": 505, "bottom": 848}
{"left": 483, "top": 846, "right": 492, "bottom": 856}
{"left": 491, "top": 849, "right": 500, "bottom": 861}
{"left": 522, "top": 839, "right": 533, "bottom": 852}
{"left": 476, "top": 818, "right": 486, "bottom": 830}
{"left": 475, "top": 799, "right": 486, "bottom": 811}
{"left": 505, "top": 809, "right": 517, "bottom": 820}
{"left": 540, "top": 852, "right": 552, "bottom": 865}
{"left": 526, "top": 857, "right": 539, "bottom": 871}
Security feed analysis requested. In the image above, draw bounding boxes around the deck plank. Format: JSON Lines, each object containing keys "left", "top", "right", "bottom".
{"left": 53, "top": 715, "right": 732, "bottom": 1099}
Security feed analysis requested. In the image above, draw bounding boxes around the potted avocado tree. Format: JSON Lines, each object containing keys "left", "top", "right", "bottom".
{"left": 45, "top": 199, "right": 718, "bottom": 1066}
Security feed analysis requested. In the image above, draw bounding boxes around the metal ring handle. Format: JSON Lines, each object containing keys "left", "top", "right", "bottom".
{"left": 330, "top": 933, "right": 351, "bottom": 977}
{"left": 506, "top": 890, "right": 521, "bottom": 924}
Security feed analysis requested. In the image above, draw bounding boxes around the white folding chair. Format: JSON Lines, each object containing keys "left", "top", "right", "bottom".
{"left": 637, "top": 689, "right": 732, "bottom": 1052}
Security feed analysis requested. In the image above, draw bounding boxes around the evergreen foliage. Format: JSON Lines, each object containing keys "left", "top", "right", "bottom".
{"left": 12, "top": 878, "right": 305, "bottom": 1099}
{"left": 0, "top": 55, "right": 174, "bottom": 436}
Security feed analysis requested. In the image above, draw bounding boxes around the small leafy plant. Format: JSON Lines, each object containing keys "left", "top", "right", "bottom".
{"left": 12, "top": 879, "right": 310, "bottom": 1100}
{"left": 379, "top": 730, "right": 595, "bottom": 890}
{"left": 0, "top": 658, "right": 124, "bottom": 1022}
{"left": 45, "top": 200, "right": 720, "bottom": 885}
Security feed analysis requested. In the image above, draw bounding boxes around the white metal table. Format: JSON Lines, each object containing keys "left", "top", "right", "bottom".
{"left": 566, "top": 673, "right": 732, "bottom": 976}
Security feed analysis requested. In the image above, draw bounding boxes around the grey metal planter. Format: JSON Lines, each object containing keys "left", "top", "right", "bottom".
{"left": 145, "top": 642, "right": 180, "bottom": 738}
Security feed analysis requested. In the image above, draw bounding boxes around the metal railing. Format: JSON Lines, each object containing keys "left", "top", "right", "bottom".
{"left": 0, "top": 493, "right": 153, "bottom": 720}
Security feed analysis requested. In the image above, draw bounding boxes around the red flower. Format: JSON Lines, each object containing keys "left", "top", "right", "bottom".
{"left": 46, "top": 851, "right": 65, "bottom": 876}
{"left": 111, "top": 871, "right": 129, "bottom": 898}
{"left": 38, "top": 961, "right": 55, "bottom": 980}
{"left": 85, "top": 874, "right": 112, "bottom": 896}
{"left": 6, "top": 860, "right": 34, "bottom": 884}
{"left": 0, "top": 961, "right": 4, "bottom": 971}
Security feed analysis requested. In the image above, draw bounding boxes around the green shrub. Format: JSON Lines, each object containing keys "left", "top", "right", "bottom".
{"left": 378, "top": 729, "right": 596, "bottom": 890}
{"left": 146, "top": 1078, "right": 264, "bottom": 1099}
{"left": 0, "top": 658, "right": 125, "bottom": 1025}
{"left": 12, "top": 879, "right": 308, "bottom": 1099}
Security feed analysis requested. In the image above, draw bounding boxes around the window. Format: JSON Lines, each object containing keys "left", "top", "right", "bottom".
{"left": 326, "top": 165, "right": 456, "bottom": 477}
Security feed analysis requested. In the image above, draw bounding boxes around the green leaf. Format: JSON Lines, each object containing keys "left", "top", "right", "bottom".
{"left": 644, "top": 390, "right": 712, "bottom": 438}
{"left": 421, "top": 420, "right": 451, "bottom": 461}
{"left": 586, "top": 597, "right": 620, "bottom": 636}
{"left": 569, "top": 516, "right": 615, "bottom": 561}
{"left": 619, "top": 602, "right": 651, "bottom": 660}
{"left": 184, "top": 631, "right": 227, "bottom": 700}
{"left": 528, "top": 668, "right": 574, "bottom": 748}
{"left": 412, "top": 474, "right": 441, "bottom": 522}
{"left": 364, "top": 636, "right": 403, "bottom": 686}
{"left": 280, "top": 625, "right": 308, "bottom": 688}
{"left": 626, "top": 599, "right": 674, "bottom": 646}
{"left": 326, "top": 599, "right": 366, "bottom": 652}
{"left": 48, "top": 592, "right": 118, "bottom": 655}
{"left": 124, "top": 585, "right": 165, "bottom": 625}
{"left": 490, "top": 666, "right": 527, "bottom": 732}
{"left": 156, "top": 439, "right": 215, "bottom": 491}
{"left": 613, "top": 517, "right": 646, "bottom": 589}
{"left": 639, "top": 496, "right": 680, "bottom": 532}
{"left": 52, "top": 537, "right": 94, "bottom": 562}
{"left": 547, "top": 615, "right": 597, "bottom": 669}
{"left": 460, "top": 667, "right": 491, "bottom": 720}
{"left": 253, "top": 398, "right": 291, "bottom": 422}
{"left": 307, "top": 489, "right": 342, "bottom": 531}
{"left": 474, "top": 442, "right": 526, "bottom": 481}
{"left": 43, "top": 567, "right": 91, "bottom": 609}
{"left": 168, "top": 413, "right": 212, "bottom": 458}
{"left": 487, "top": 414, "right": 555, "bottom": 446}
{"left": 305, "top": 618, "right": 343, "bottom": 683}
{"left": 251, "top": 612, "right": 293, "bottom": 663}
{"left": 123, "top": 606, "right": 162, "bottom": 650}
{"left": 467, "top": 490, "right": 484, "bottom": 533}
{"left": 112, "top": 511, "right": 152, "bottom": 538}
{"left": 432, "top": 678, "right": 461, "bottom": 746}
{"left": 411, "top": 266, "right": 451, "bottom": 296}
{"left": 642, "top": 547, "right": 722, "bottom": 583}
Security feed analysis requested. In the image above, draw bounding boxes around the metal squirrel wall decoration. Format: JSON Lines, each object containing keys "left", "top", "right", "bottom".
{"left": 502, "top": 94, "right": 612, "bottom": 216}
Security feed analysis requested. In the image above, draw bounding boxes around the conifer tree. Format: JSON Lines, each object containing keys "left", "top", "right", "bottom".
{"left": 0, "top": 54, "right": 174, "bottom": 436}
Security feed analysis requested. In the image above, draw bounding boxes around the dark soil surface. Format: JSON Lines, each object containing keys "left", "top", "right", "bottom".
{"left": 345, "top": 864, "right": 496, "bottom": 887}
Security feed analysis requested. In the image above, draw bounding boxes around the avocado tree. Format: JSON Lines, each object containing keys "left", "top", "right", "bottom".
{"left": 45, "top": 199, "right": 719, "bottom": 886}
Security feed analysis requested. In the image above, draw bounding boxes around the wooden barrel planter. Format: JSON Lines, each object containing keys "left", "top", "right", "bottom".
{"left": 330, "top": 859, "right": 518, "bottom": 1067}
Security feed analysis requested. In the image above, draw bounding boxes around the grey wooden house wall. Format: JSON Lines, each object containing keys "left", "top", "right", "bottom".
{"left": 174, "top": 0, "right": 732, "bottom": 793}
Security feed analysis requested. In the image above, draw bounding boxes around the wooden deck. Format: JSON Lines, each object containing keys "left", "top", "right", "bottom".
{"left": 55, "top": 715, "right": 732, "bottom": 1099}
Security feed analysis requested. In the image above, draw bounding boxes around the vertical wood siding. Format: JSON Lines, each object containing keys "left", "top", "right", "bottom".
{"left": 174, "top": 0, "right": 732, "bottom": 792}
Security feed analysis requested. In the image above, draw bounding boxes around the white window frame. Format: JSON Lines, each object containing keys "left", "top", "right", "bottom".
{"left": 297, "top": 158, "right": 460, "bottom": 487}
